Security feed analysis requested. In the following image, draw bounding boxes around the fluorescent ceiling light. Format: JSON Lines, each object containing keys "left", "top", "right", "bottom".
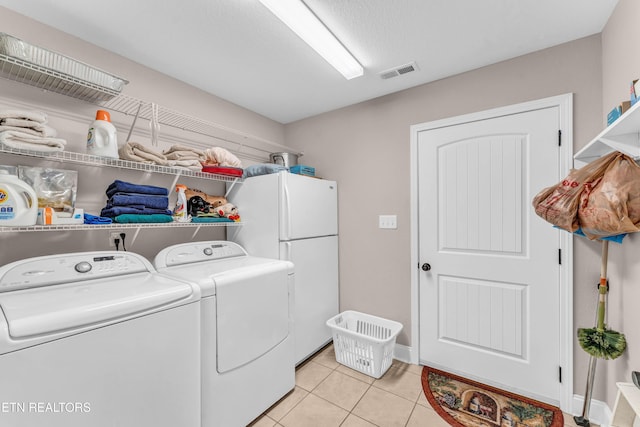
{"left": 258, "top": 0, "right": 364, "bottom": 80}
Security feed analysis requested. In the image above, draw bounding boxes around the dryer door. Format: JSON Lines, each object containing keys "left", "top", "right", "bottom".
{"left": 215, "top": 262, "right": 290, "bottom": 373}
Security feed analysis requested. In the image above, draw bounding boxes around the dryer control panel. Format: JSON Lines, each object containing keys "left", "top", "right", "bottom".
{"left": 156, "top": 241, "right": 248, "bottom": 267}
{"left": 0, "top": 252, "right": 150, "bottom": 292}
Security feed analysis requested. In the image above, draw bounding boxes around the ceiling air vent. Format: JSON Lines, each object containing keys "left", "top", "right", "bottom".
{"left": 379, "top": 62, "right": 418, "bottom": 80}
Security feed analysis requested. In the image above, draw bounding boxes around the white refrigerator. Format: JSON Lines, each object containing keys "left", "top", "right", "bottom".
{"left": 227, "top": 171, "right": 339, "bottom": 364}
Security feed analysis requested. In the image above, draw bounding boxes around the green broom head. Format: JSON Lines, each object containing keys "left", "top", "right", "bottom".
{"left": 578, "top": 327, "right": 627, "bottom": 359}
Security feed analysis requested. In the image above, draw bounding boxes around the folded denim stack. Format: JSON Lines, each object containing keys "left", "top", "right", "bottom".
{"left": 100, "top": 180, "right": 172, "bottom": 223}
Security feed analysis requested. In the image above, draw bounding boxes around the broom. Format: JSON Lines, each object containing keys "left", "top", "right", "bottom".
{"left": 574, "top": 240, "right": 627, "bottom": 427}
{"left": 577, "top": 240, "right": 627, "bottom": 359}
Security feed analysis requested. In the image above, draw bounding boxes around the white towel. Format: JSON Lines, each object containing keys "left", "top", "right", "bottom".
{"left": 164, "top": 151, "right": 204, "bottom": 161}
{"left": 0, "top": 124, "right": 57, "bottom": 138}
{"left": 0, "top": 130, "right": 66, "bottom": 152}
{"left": 170, "top": 159, "right": 203, "bottom": 171}
{"left": 163, "top": 145, "right": 205, "bottom": 159}
{"left": 119, "top": 141, "right": 169, "bottom": 165}
{"left": 0, "top": 119, "right": 57, "bottom": 136}
{"left": 204, "top": 147, "right": 242, "bottom": 167}
{"left": 0, "top": 109, "right": 48, "bottom": 124}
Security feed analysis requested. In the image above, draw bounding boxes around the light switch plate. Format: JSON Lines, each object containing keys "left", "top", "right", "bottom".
{"left": 379, "top": 215, "right": 397, "bottom": 229}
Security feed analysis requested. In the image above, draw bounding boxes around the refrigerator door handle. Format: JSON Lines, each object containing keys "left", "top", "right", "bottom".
{"left": 283, "top": 183, "right": 292, "bottom": 239}
{"left": 282, "top": 242, "right": 292, "bottom": 261}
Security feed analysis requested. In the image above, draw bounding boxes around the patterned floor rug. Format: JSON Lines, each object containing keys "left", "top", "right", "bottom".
{"left": 421, "top": 366, "right": 564, "bottom": 427}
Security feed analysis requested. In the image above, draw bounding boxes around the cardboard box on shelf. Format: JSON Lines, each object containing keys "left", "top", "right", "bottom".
{"left": 37, "top": 207, "right": 84, "bottom": 225}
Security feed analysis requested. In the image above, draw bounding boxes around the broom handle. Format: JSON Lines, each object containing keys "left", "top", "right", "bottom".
{"left": 600, "top": 240, "right": 609, "bottom": 280}
{"left": 597, "top": 240, "right": 609, "bottom": 331}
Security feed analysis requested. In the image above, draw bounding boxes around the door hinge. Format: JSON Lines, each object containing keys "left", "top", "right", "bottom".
{"left": 558, "top": 366, "right": 562, "bottom": 383}
{"left": 558, "top": 248, "right": 562, "bottom": 265}
{"left": 558, "top": 130, "right": 562, "bottom": 147}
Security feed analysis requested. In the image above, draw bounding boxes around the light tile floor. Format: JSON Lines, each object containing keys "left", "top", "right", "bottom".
{"left": 250, "top": 344, "right": 596, "bottom": 427}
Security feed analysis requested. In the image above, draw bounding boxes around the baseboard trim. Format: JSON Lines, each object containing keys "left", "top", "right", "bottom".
{"left": 572, "top": 394, "right": 612, "bottom": 427}
{"left": 394, "top": 343, "right": 416, "bottom": 365}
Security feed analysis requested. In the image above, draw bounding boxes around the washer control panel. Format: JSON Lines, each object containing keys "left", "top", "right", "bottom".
{"left": 0, "top": 252, "right": 150, "bottom": 292}
{"left": 158, "top": 241, "right": 247, "bottom": 267}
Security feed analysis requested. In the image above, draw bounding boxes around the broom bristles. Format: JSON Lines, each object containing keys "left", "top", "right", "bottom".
{"left": 578, "top": 327, "right": 627, "bottom": 359}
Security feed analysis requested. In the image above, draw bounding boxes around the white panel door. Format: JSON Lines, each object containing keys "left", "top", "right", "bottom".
{"left": 280, "top": 173, "right": 338, "bottom": 240}
{"left": 281, "top": 235, "right": 339, "bottom": 364}
{"left": 418, "top": 106, "right": 563, "bottom": 403}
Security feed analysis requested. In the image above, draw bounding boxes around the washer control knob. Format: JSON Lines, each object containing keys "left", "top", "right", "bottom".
{"left": 75, "top": 261, "right": 92, "bottom": 273}
{"left": 203, "top": 247, "right": 213, "bottom": 256}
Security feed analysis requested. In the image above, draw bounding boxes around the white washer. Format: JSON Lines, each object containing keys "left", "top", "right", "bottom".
{"left": 0, "top": 251, "right": 201, "bottom": 427}
{"left": 154, "top": 241, "right": 295, "bottom": 427}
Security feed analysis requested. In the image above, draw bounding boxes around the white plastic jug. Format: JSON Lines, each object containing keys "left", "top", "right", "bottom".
{"left": 87, "top": 109, "right": 119, "bottom": 158}
{"left": 0, "top": 170, "right": 38, "bottom": 226}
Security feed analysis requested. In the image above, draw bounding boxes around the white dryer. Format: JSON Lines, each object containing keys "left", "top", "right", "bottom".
{"left": 154, "top": 241, "right": 295, "bottom": 427}
{"left": 0, "top": 251, "right": 201, "bottom": 427}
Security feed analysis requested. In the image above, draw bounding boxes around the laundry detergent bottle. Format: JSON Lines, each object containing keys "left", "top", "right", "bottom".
{"left": 0, "top": 170, "right": 38, "bottom": 226}
{"left": 87, "top": 109, "right": 119, "bottom": 158}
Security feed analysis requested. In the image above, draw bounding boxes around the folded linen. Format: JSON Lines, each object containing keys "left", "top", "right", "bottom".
{"left": 119, "top": 141, "right": 169, "bottom": 165}
{"left": 203, "top": 147, "right": 242, "bottom": 167}
{"left": 243, "top": 163, "right": 287, "bottom": 178}
{"left": 83, "top": 213, "right": 112, "bottom": 224}
{"left": 0, "top": 124, "right": 57, "bottom": 138}
{"left": 171, "top": 159, "right": 202, "bottom": 170}
{"left": 107, "top": 193, "right": 169, "bottom": 210}
{"left": 191, "top": 216, "right": 233, "bottom": 223}
{"left": 0, "top": 130, "right": 66, "bottom": 152}
{"left": 100, "top": 206, "right": 172, "bottom": 217}
{"left": 164, "top": 152, "right": 203, "bottom": 161}
{"left": 163, "top": 145, "right": 205, "bottom": 160}
{"left": 106, "top": 180, "right": 168, "bottom": 198}
{"left": 0, "top": 109, "right": 47, "bottom": 124}
{"left": 114, "top": 214, "right": 174, "bottom": 223}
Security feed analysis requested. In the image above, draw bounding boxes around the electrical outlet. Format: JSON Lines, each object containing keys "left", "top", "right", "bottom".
{"left": 379, "top": 215, "right": 397, "bottom": 229}
{"left": 109, "top": 232, "right": 121, "bottom": 247}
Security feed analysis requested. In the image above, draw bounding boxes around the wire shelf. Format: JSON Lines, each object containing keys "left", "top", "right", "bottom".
{"left": 0, "top": 53, "right": 121, "bottom": 103}
{"left": 99, "top": 94, "right": 296, "bottom": 155}
{"left": 0, "top": 221, "right": 241, "bottom": 233}
{"left": 0, "top": 146, "right": 242, "bottom": 182}
{"left": 0, "top": 57, "right": 293, "bottom": 156}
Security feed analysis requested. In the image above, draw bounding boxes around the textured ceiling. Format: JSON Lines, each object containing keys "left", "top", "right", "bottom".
{"left": 0, "top": 0, "right": 619, "bottom": 123}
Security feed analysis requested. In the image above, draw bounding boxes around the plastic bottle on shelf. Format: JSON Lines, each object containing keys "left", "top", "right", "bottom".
{"left": 173, "top": 184, "right": 189, "bottom": 222}
{"left": 87, "top": 109, "right": 119, "bottom": 158}
{"left": 0, "top": 170, "right": 38, "bottom": 226}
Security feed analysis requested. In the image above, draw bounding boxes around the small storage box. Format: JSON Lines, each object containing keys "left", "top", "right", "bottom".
{"left": 326, "top": 310, "right": 403, "bottom": 378}
{"left": 289, "top": 165, "right": 315, "bottom": 176}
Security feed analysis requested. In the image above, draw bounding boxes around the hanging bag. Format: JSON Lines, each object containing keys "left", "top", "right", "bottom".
{"left": 578, "top": 152, "right": 640, "bottom": 239}
{"left": 532, "top": 151, "right": 622, "bottom": 232}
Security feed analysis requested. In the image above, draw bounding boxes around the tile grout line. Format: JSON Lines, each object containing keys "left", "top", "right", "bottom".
{"left": 262, "top": 345, "right": 428, "bottom": 427}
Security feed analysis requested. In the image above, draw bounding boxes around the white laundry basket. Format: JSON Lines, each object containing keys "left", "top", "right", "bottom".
{"left": 326, "top": 310, "right": 403, "bottom": 379}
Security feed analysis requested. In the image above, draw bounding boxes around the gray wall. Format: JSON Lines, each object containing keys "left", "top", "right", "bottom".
{"left": 284, "top": 35, "right": 605, "bottom": 401}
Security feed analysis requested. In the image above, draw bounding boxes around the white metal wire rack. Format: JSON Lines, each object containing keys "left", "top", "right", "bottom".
{"left": 99, "top": 94, "right": 296, "bottom": 156}
{"left": 0, "top": 146, "right": 241, "bottom": 182}
{"left": 0, "top": 44, "right": 296, "bottom": 158}
{"left": 0, "top": 221, "right": 239, "bottom": 233}
{"left": 0, "top": 53, "right": 121, "bottom": 103}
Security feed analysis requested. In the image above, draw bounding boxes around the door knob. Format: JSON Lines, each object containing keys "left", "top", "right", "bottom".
{"left": 421, "top": 263, "right": 431, "bottom": 271}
